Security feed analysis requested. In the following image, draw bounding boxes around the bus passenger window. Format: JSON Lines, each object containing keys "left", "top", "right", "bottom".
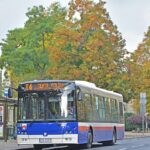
{"left": 95, "top": 96, "right": 99, "bottom": 110}
{"left": 67, "top": 91, "right": 76, "bottom": 119}
{"left": 119, "top": 102, "right": 123, "bottom": 115}
{"left": 84, "top": 93, "right": 92, "bottom": 121}
{"left": 77, "top": 96, "right": 86, "bottom": 121}
{"left": 92, "top": 95, "right": 100, "bottom": 122}
{"left": 105, "top": 98, "right": 111, "bottom": 121}
{"left": 99, "top": 97, "right": 106, "bottom": 120}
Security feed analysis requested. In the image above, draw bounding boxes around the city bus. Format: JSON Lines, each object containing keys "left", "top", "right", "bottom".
{"left": 17, "top": 80, "right": 124, "bottom": 150}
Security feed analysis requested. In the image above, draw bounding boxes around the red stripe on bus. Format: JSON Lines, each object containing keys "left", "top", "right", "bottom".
{"left": 78, "top": 126, "right": 124, "bottom": 132}
{"left": 93, "top": 126, "right": 113, "bottom": 130}
{"left": 78, "top": 126, "right": 89, "bottom": 131}
{"left": 116, "top": 126, "right": 124, "bottom": 130}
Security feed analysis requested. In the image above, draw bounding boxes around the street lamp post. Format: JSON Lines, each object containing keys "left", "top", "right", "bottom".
{"left": 140, "top": 92, "right": 146, "bottom": 134}
{"left": 145, "top": 113, "right": 148, "bottom": 132}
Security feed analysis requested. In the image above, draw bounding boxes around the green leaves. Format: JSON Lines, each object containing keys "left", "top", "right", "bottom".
{"left": 0, "top": 2, "right": 67, "bottom": 83}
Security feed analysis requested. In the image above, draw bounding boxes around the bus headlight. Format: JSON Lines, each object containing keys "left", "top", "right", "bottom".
{"left": 22, "top": 138, "right": 28, "bottom": 142}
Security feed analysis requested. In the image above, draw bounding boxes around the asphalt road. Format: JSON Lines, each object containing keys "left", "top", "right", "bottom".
{"left": 1, "top": 137, "right": 150, "bottom": 150}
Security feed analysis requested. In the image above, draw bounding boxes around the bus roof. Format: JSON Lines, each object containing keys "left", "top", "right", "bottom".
{"left": 20, "top": 80, "right": 72, "bottom": 84}
{"left": 20, "top": 80, "right": 122, "bottom": 98}
{"left": 75, "top": 80, "right": 123, "bottom": 98}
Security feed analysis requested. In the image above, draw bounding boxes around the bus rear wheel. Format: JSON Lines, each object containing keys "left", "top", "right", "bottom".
{"left": 110, "top": 130, "right": 117, "bottom": 145}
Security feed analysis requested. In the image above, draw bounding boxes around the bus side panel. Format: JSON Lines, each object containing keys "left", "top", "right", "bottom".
{"left": 78, "top": 123, "right": 124, "bottom": 144}
{"left": 78, "top": 123, "right": 88, "bottom": 144}
{"left": 78, "top": 123, "right": 114, "bottom": 144}
{"left": 93, "top": 126, "right": 107, "bottom": 142}
{"left": 93, "top": 126, "right": 115, "bottom": 142}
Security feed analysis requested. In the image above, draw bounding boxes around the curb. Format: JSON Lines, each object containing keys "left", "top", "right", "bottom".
{"left": 125, "top": 132, "right": 150, "bottom": 139}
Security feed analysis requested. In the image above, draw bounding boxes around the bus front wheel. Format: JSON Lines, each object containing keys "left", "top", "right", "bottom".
{"left": 85, "top": 130, "right": 93, "bottom": 149}
{"left": 33, "top": 144, "right": 43, "bottom": 150}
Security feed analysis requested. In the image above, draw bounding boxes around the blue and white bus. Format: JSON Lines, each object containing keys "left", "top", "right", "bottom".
{"left": 17, "top": 80, "right": 124, "bottom": 150}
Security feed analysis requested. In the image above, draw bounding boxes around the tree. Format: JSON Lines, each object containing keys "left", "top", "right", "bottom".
{"left": 130, "top": 26, "right": 150, "bottom": 114}
{"left": 48, "top": 0, "right": 128, "bottom": 101}
{"left": 0, "top": 3, "right": 67, "bottom": 86}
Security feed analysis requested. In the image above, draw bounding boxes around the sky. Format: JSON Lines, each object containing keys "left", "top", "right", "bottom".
{"left": 0, "top": 0, "right": 150, "bottom": 53}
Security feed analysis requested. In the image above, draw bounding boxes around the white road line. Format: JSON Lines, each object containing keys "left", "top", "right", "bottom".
{"left": 118, "top": 148, "right": 128, "bottom": 150}
{"left": 43, "top": 146, "right": 67, "bottom": 150}
{"left": 131, "top": 144, "right": 144, "bottom": 148}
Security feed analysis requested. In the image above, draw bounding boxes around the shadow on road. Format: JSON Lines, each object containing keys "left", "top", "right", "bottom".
{"left": 16, "top": 143, "right": 118, "bottom": 150}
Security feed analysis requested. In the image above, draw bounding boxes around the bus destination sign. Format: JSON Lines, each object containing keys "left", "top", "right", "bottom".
{"left": 25, "top": 82, "right": 65, "bottom": 91}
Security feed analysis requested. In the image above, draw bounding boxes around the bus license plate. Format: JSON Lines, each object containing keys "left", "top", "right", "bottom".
{"left": 39, "top": 138, "right": 51, "bottom": 143}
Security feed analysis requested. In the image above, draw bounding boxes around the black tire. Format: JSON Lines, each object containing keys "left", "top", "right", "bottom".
{"left": 84, "top": 130, "right": 93, "bottom": 149}
{"left": 33, "top": 144, "right": 43, "bottom": 150}
{"left": 110, "top": 130, "right": 117, "bottom": 145}
{"left": 68, "top": 145, "right": 78, "bottom": 150}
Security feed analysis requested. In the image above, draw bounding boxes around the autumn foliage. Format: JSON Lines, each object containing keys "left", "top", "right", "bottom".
{"left": 2, "top": 0, "right": 149, "bottom": 107}
{"left": 129, "top": 26, "right": 150, "bottom": 114}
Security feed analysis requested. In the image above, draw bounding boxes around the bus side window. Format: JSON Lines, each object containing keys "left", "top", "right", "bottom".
{"left": 110, "top": 99, "right": 115, "bottom": 122}
{"left": 119, "top": 102, "right": 124, "bottom": 123}
{"left": 105, "top": 97, "right": 111, "bottom": 121}
{"left": 92, "top": 95, "right": 100, "bottom": 122}
{"left": 99, "top": 97, "right": 105, "bottom": 121}
{"left": 84, "top": 93, "right": 93, "bottom": 122}
{"left": 110, "top": 99, "right": 118, "bottom": 122}
{"left": 77, "top": 93, "right": 86, "bottom": 121}
{"left": 95, "top": 96, "right": 99, "bottom": 110}
{"left": 114, "top": 99, "right": 119, "bottom": 122}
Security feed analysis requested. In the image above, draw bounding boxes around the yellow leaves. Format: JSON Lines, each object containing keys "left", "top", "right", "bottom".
{"left": 132, "top": 99, "right": 140, "bottom": 114}
{"left": 130, "top": 26, "right": 150, "bottom": 105}
{"left": 146, "top": 103, "right": 150, "bottom": 115}
{"left": 49, "top": 46, "right": 67, "bottom": 63}
{"left": 69, "top": 68, "right": 81, "bottom": 79}
{"left": 143, "top": 79, "right": 150, "bottom": 87}
{"left": 43, "top": 0, "right": 127, "bottom": 93}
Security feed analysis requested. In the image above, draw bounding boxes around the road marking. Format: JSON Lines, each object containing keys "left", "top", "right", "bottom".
{"left": 131, "top": 144, "right": 144, "bottom": 148}
{"left": 43, "top": 146, "right": 67, "bottom": 150}
{"left": 118, "top": 148, "right": 128, "bottom": 150}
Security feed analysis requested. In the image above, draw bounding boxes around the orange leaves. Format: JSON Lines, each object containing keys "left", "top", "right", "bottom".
{"left": 110, "top": 35, "right": 117, "bottom": 43}
{"left": 97, "top": 41, "right": 104, "bottom": 47}
{"left": 75, "top": 0, "right": 82, "bottom": 6}
{"left": 45, "top": 0, "right": 127, "bottom": 93}
{"left": 104, "top": 24, "right": 109, "bottom": 30}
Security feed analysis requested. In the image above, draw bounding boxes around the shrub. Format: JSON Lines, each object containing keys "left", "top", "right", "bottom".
{"left": 125, "top": 113, "right": 150, "bottom": 131}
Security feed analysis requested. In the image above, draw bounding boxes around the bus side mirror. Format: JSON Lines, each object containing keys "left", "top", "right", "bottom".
{"left": 8, "top": 88, "right": 13, "bottom": 98}
{"left": 78, "top": 92, "right": 84, "bottom": 101}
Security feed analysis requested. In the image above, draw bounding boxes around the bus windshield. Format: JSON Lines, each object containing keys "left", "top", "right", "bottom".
{"left": 18, "top": 83, "right": 76, "bottom": 121}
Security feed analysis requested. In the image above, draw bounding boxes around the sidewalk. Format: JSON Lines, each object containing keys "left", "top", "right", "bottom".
{"left": 0, "top": 140, "right": 32, "bottom": 150}
{"left": 125, "top": 131, "right": 150, "bottom": 139}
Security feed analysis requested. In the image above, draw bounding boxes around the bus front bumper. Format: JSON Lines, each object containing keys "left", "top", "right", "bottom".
{"left": 17, "top": 134, "right": 78, "bottom": 145}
